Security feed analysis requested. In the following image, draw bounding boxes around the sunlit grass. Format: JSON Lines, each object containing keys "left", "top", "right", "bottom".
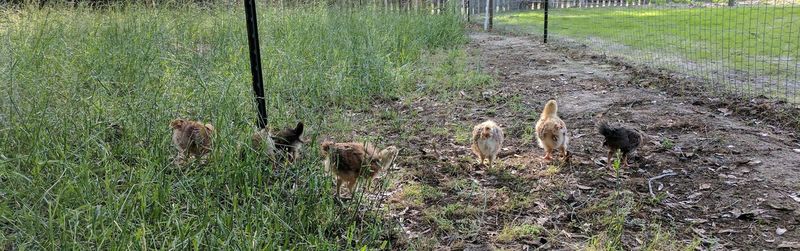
{"left": 497, "top": 7, "right": 800, "bottom": 64}
{"left": 0, "top": 4, "right": 473, "bottom": 249}
{"left": 494, "top": 6, "right": 800, "bottom": 100}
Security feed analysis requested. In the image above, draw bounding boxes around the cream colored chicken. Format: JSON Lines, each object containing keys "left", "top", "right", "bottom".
{"left": 471, "top": 120, "right": 504, "bottom": 167}
{"left": 535, "top": 100, "right": 569, "bottom": 161}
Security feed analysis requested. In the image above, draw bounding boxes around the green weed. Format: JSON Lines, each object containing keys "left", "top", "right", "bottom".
{"left": 496, "top": 224, "right": 542, "bottom": 242}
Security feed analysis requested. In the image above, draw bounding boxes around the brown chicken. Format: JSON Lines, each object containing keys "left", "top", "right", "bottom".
{"left": 535, "top": 100, "right": 569, "bottom": 161}
{"left": 320, "top": 141, "right": 399, "bottom": 198}
{"left": 471, "top": 120, "right": 504, "bottom": 167}
{"left": 170, "top": 119, "right": 214, "bottom": 165}
{"left": 598, "top": 121, "right": 641, "bottom": 168}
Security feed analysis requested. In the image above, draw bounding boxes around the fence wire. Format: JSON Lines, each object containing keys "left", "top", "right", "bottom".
{"left": 467, "top": 0, "right": 800, "bottom": 103}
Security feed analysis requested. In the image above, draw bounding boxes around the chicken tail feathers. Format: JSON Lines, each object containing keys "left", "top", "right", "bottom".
{"left": 597, "top": 121, "right": 613, "bottom": 137}
{"left": 541, "top": 100, "right": 558, "bottom": 119}
{"left": 293, "top": 122, "right": 304, "bottom": 137}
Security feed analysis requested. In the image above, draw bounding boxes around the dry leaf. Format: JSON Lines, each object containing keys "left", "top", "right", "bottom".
{"left": 767, "top": 203, "right": 792, "bottom": 211}
{"left": 594, "top": 158, "right": 606, "bottom": 166}
{"left": 731, "top": 208, "right": 765, "bottom": 220}
{"left": 747, "top": 159, "right": 762, "bottom": 166}
{"left": 537, "top": 217, "right": 549, "bottom": 226}
{"left": 686, "top": 218, "right": 708, "bottom": 224}
{"left": 789, "top": 193, "right": 800, "bottom": 203}
{"left": 778, "top": 241, "right": 800, "bottom": 248}
{"left": 717, "top": 108, "right": 732, "bottom": 116}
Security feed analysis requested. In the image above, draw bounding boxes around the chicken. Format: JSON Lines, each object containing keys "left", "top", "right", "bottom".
{"left": 535, "top": 100, "right": 569, "bottom": 161}
{"left": 251, "top": 128, "right": 277, "bottom": 159}
{"left": 169, "top": 119, "right": 214, "bottom": 165}
{"left": 320, "top": 141, "right": 399, "bottom": 198}
{"left": 471, "top": 120, "right": 504, "bottom": 167}
{"left": 271, "top": 122, "right": 304, "bottom": 162}
{"left": 598, "top": 121, "right": 641, "bottom": 168}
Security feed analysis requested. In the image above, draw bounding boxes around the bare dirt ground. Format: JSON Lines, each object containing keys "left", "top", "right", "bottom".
{"left": 364, "top": 31, "right": 800, "bottom": 249}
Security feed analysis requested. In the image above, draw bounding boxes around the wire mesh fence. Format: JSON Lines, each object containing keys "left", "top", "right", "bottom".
{"left": 468, "top": 0, "right": 800, "bottom": 103}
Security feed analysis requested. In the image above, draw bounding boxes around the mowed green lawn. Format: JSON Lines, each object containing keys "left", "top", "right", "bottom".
{"left": 495, "top": 6, "right": 800, "bottom": 81}
{"left": 0, "top": 5, "right": 488, "bottom": 249}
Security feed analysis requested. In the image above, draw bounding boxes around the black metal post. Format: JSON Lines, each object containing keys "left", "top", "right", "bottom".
{"left": 488, "top": 0, "right": 493, "bottom": 30}
{"left": 543, "top": 0, "right": 549, "bottom": 43}
{"left": 244, "top": 0, "right": 268, "bottom": 129}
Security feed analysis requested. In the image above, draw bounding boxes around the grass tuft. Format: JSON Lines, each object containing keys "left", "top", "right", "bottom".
{"left": 496, "top": 224, "right": 542, "bottom": 242}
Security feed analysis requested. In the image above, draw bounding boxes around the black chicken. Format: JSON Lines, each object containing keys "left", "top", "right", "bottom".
{"left": 598, "top": 121, "right": 641, "bottom": 168}
{"left": 272, "top": 122, "right": 305, "bottom": 162}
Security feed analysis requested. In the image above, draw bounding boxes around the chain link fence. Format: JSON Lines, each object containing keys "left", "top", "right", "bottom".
{"left": 466, "top": 0, "right": 800, "bottom": 103}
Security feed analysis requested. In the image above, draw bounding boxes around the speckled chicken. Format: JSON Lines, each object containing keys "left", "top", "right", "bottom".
{"left": 169, "top": 119, "right": 214, "bottom": 165}
{"left": 321, "top": 141, "right": 399, "bottom": 198}
{"left": 471, "top": 120, "right": 504, "bottom": 167}
{"left": 535, "top": 100, "right": 569, "bottom": 161}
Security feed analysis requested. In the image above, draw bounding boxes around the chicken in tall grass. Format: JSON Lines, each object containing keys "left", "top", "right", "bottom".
{"left": 170, "top": 119, "right": 214, "bottom": 165}
{"left": 272, "top": 122, "right": 305, "bottom": 162}
{"left": 321, "top": 141, "right": 399, "bottom": 198}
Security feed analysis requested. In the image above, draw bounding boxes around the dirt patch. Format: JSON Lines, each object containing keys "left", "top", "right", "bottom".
{"left": 357, "top": 32, "right": 800, "bottom": 249}
{"left": 527, "top": 29, "right": 800, "bottom": 133}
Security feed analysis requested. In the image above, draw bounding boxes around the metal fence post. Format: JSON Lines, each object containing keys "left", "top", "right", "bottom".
{"left": 489, "top": 0, "right": 493, "bottom": 29}
{"left": 543, "top": 0, "right": 549, "bottom": 43}
{"left": 244, "top": 0, "right": 268, "bottom": 129}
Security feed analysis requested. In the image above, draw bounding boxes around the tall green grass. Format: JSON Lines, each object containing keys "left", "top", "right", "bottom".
{"left": 0, "top": 4, "right": 468, "bottom": 249}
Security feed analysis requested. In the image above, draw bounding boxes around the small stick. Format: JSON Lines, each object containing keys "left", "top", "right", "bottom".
{"left": 430, "top": 140, "right": 442, "bottom": 160}
{"left": 648, "top": 172, "right": 678, "bottom": 198}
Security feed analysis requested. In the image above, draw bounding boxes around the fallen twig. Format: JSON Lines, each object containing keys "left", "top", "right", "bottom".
{"left": 648, "top": 172, "right": 678, "bottom": 198}
{"left": 430, "top": 140, "right": 441, "bottom": 160}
